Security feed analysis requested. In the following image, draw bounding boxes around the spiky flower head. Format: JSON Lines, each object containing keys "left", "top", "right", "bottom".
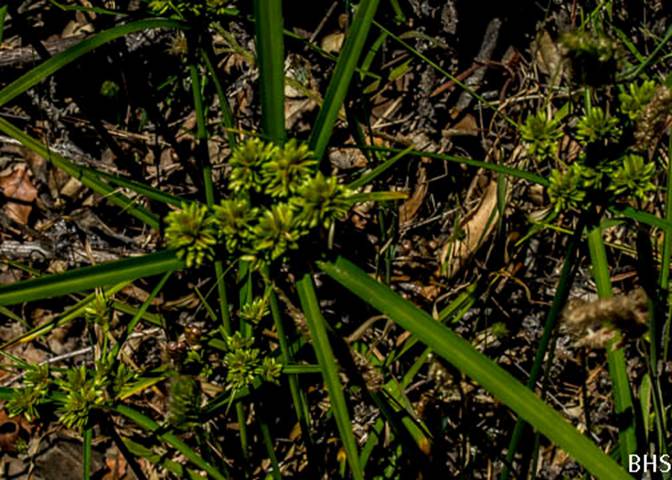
{"left": 252, "top": 203, "right": 303, "bottom": 260}
{"left": 229, "top": 138, "right": 277, "bottom": 193}
{"left": 55, "top": 365, "right": 107, "bottom": 431}
{"left": 167, "top": 375, "right": 201, "bottom": 430}
{"left": 548, "top": 163, "right": 587, "bottom": 212}
{"left": 149, "top": 0, "right": 234, "bottom": 17}
{"left": 165, "top": 202, "right": 217, "bottom": 268}
{"left": 240, "top": 294, "right": 270, "bottom": 325}
{"left": 560, "top": 30, "right": 620, "bottom": 85}
{"left": 634, "top": 85, "right": 672, "bottom": 150}
{"left": 619, "top": 80, "right": 657, "bottom": 121}
{"left": 609, "top": 154, "right": 656, "bottom": 200}
{"left": 294, "top": 172, "right": 353, "bottom": 228}
{"left": 84, "top": 289, "right": 112, "bottom": 328}
{"left": 221, "top": 332, "right": 282, "bottom": 390}
{"left": 212, "top": 197, "right": 258, "bottom": 253}
{"left": 258, "top": 357, "right": 282, "bottom": 383}
{"left": 520, "top": 110, "right": 563, "bottom": 161}
{"left": 7, "top": 363, "right": 50, "bottom": 422}
{"left": 262, "top": 140, "right": 317, "bottom": 198}
{"left": 561, "top": 31, "right": 618, "bottom": 63}
{"left": 223, "top": 345, "right": 261, "bottom": 391}
{"left": 576, "top": 106, "right": 621, "bottom": 145}
{"left": 224, "top": 331, "right": 255, "bottom": 351}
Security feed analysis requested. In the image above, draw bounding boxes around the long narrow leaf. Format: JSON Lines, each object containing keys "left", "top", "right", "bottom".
{"left": 0, "top": 116, "right": 160, "bottom": 228}
{"left": 0, "top": 251, "right": 183, "bottom": 306}
{"left": 253, "top": 0, "right": 286, "bottom": 144}
{"left": 0, "top": 18, "right": 187, "bottom": 108}
{"left": 310, "top": 0, "right": 381, "bottom": 160}
{"left": 115, "top": 404, "right": 228, "bottom": 480}
{"left": 296, "top": 274, "right": 364, "bottom": 480}
{"left": 501, "top": 219, "right": 585, "bottom": 479}
{"left": 365, "top": 145, "right": 548, "bottom": 186}
{"left": 90, "top": 168, "right": 185, "bottom": 207}
{"left": 320, "top": 256, "right": 633, "bottom": 480}
{"left": 83, "top": 427, "right": 93, "bottom": 480}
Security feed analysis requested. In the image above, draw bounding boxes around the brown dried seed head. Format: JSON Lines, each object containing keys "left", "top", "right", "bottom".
{"left": 562, "top": 288, "right": 649, "bottom": 347}
{"left": 184, "top": 324, "right": 203, "bottom": 346}
{"left": 574, "top": 327, "right": 619, "bottom": 350}
{"left": 352, "top": 351, "right": 384, "bottom": 393}
{"left": 635, "top": 85, "right": 672, "bottom": 150}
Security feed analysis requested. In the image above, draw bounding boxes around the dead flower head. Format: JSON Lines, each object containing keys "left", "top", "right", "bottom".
{"left": 561, "top": 288, "right": 649, "bottom": 349}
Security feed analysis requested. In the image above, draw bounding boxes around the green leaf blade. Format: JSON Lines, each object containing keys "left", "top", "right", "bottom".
{"left": 310, "top": 0, "right": 381, "bottom": 160}
{"left": 254, "top": 0, "right": 286, "bottom": 145}
{"left": 297, "top": 274, "right": 364, "bottom": 480}
{"left": 320, "top": 256, "right": 633, "bottom": 480}
{"left": 0, "top": 251, "right": 183, "bottom": 306}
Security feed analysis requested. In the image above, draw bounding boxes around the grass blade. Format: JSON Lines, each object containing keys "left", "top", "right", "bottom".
{"left": 1, "top": 282, "right": 130, "bottom": 349}
{"left": 0, "top": 251, "right": 183, "bottom": 306}
{"left": 348, "top": 146, "right": 413, "bottom": 189}
{"left": 320, "top": 256, "right": 633, "bottom": 480}
{"left": 310, "top": 0, "right": 381, "bottom": 160}
{"left": 0, "top": 116, "right": 160, "bottom": 228}
{"left": 0, "top": 5, "right": 7, "bottom": 42}
{"left": 662, "top": 136, "right": 672, "bottom": 361}
{"left": 115, "top": 404, "right": 228, "bottom": 480}
{"left": 267, "top": 276, "right": 314, "bottom": 445}
{"left": 296, "top": 274, "right": 364, "bottom": 480}
{"left": 253, "top": 0, "right": 286, "bottom": 144}
{"left": 0, "top": 18, "right": 187, "bottom": 108}
{"left": 91, "top": 168, "right": 185, "bottom": 207}
{"left": 587, "top": 227, "right": 638, "bottom": 465}
{"left": 365, "top": 145, "right": 548, "bottom": 185}
{"left": 112, "top": 271, "right": 172, "bottom": 358}
{"left": 201, "top": 45, "right": 237, "bottom": 148}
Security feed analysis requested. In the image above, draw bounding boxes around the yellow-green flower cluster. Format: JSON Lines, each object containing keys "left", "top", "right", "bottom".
{"left": 525, "top": 79, "right": 663, "bottom": 213}
{"left": 165, "top": 202, "right": 218, "bottom": 267}
{"left": 222, "top": 332, "right": 281, "bottom": 391}
{"left": 165, "top": 139, "right": 354, "bottom": 266}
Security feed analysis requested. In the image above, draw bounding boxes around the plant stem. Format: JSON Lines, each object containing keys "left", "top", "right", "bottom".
{"left": 83, "top": 427, "right": 92, "bottom": 480}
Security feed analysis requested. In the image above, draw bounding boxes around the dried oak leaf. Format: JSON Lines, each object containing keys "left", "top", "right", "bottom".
{"left": 0, "top": 164, "right": 38, "bottom": 225}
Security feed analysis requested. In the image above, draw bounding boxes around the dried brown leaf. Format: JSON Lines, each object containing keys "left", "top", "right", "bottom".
{"left": 533, "top": 30, "right": 564, "bottom": 85}
{"left": 0, "top": 164, "right": 38, "bottom": 225}
{"left": 439, "top": 179, "right": 503, "bottom": 278}
{"left": 399, "top": 166, "right": 428, "bottom": 226}
{"left": 321, "top": 32, "right": 345, "bottom": 54}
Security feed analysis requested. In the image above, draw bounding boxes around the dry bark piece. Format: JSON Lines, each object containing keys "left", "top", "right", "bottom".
{"left": 284, "top": 54, "right": 319, "bottom": 129}
{"left": 59, "top": 177, "right": 84, "bottom": 198}
{"left": 329, "top": 136, "right": 370, "bottom": 170}
{"left": 101, "top": 448, "right": 128, "bottom": 480}
{"left": 0, "top": 164, "right": 38, "bottom": 225}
